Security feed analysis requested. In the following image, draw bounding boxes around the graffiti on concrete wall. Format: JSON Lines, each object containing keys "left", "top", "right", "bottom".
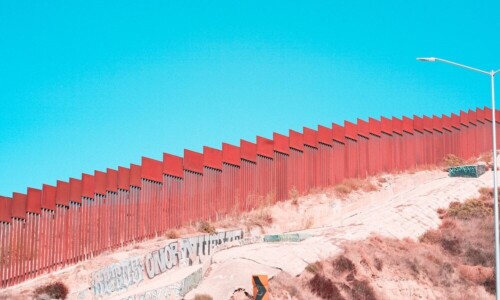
{"left": 91, "top": 256, "right": 144, "bottom": 297}
{"left": 144, "top": 229, "right": 242, "bottom": 279}
{"left": 90, "top": 229, "right": 243, "bottom": 297}
{"left": 121, "top": 265, "right": 203, "bottom": 300}
{"left": 449, "top": 165, "right": 486, "bottom": 178}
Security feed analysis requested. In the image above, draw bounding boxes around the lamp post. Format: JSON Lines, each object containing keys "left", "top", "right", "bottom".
{"left": 417, "top": 57, "right": 500, "bottom": 298}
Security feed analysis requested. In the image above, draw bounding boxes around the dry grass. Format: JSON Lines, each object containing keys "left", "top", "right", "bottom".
{"left": 194, "top": 294, "right": 213, "bottom": 300}
{"left": 443, "top": 153, "right": 464, "bottom": 168}
{"left": 164, "top": 229, "right": 180, "bottom": 239}
{"left": 33, "top": 281, "right": 68, "bottom": 300}
{"left": 305, "top": 261, "right": 323, "bottom": 274}
{"left": 263, "top": 192, "right": 276, "bottom": 207}
{"left": 334, "top": 184, "right": 352, "bottom": 196}
{"left": 269, "top": 272, "right": 318, "bottom": 300}
{"left": 301, "top": 215, "right": 314, "bottom": 229}
{"left": 290, "top": 186, "right": 300, "bottom": 206}
{"left": 244, "top": 207, "right": 273, "bottom": 233}
{"left": 197, "top": 220, "right": 216, "bottom": 234}
{"left": 362, "top": 181, "right": 378, "bottom": 192}
{"left": 334, "top": 178, "right": 379, "bottom": 197}
{"left": 479, "top": 151, "right": 493, "bottom": 165}
{"left": 211, "top": 193, "right": 277, "bottom": 233}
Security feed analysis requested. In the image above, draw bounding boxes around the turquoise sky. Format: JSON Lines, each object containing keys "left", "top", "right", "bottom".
{"left": 1, "top": 1, "right": 499, "bottom": 196}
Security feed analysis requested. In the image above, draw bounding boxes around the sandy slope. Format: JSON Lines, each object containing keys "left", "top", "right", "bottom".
{"left": 0, "top": 168, "right": 493, "bottom": 299}
{"left": 187, "top": 169, "right": 492, "bottom": 299}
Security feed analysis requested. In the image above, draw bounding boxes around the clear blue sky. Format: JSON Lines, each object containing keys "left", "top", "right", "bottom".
{"left": 1, "top": 1, "right": 499, "bottom": 196}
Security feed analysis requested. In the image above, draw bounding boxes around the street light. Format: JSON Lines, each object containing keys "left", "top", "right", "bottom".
{"left": 418, "top": 57, "right": 500, "bottom": 298}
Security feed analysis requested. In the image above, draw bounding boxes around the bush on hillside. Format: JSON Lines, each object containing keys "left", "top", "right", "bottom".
{"left": 33, "top": 281, "right": 68, "bottom": 300}
{"left": 447, "top": 198, "right": 492, "bottom": 220}
{"left": 443, "top": 154, "right": 464, "bottom": 168}
{"left": 309, "top": 274, "right": 345, "bottom": 300}
{"left": 197, "top": 220, "right": 216, "bottom": 234}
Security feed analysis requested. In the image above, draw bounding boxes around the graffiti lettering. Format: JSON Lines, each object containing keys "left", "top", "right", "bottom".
{"left": 91, "top": 229, "right": 243, "bottom": 297}
{"left": 144, "top": 229, "right": 242, "bottom": 279}
{"left": 92, "top": 256, "right": 144, "bottom": 297}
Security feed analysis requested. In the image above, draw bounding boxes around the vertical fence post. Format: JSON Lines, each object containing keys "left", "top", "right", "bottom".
{"left": 356, "top": 119, "right": 369, "bottom": 178}
{"left": 467, "top": 110, "right": 478, "bottom": 157}
{"left": 391, "top": 117, "right": 403, "bottom": 171}
{"left": 183, "top": 150, "right": 204, "bottom": 224}
{"left": 240, "top": 140, "right": 257, "bottom": 210}
{"left": 222, "top": 143, "right": 241, "bottom": 213}
{"left": 94, "top": 171, "right": 107, "bottom": 254}
{"left": 105, "top": 169, "right": 118, "bottom": 249}
{"left": 451, "top": 114, "right": 464, "bottom": 157}
{"left": 475, "top": 108, "right": 486, "bottom": 154}
{"left": 81, "top": 174, "right": 94, "bottom": 260}
{"left": 483, "top": 108, "right": 494, "bottom": 153}
{"left": 459, "top": 111, "right": 470, "bottom": 160}
{"left": 422, "top": 116, "right": 434, "bottom": 165}
{"left": 163, "top": 154, "right": 184, "bottom": 229}
{"left": 332, "top": 123, "right": 346, "bottom": 184}
{"left": 317, "top": 126, "right": 333, "bottom": 188}
{"left": 203, "top": 147, "right": 222, "bottom": 219}
{"left": 302, "top": 128, "right": 318, "bottom": 190}
{"left": 368, "top": 118, "right": 382, "bottom": 175}
{"left": 344, "top": 122, "right": 358, "bottom": 179}
{"left": 0, "top": 196, "right": 12, "bottom": 287}
{"left": 68, "top": 179, "right": 82, "bottom": 264}
{"left": 380, "top": 117, "right": 393, "bottom": 172}
{"left": 141, "top": 157, "right": 163, "bottom": 238}
{"left": 11, "top": 193, "right": 27, "bottom": 284}
{"left": 289, "top": 130, "right": 305, "bottom": 194}
{"left": 117, "top": 167, "right": 130, "bottom": 245}
{"left": 441, "top": 115, "right": 453, "bottom": 157}
{"left": 402, "top": 116, "right": 415, "bottom": 170}
{"left": 55, "top": 181, "right": 70, "bottom": 269}
{"left": 273, "top": 133, "right": 290, "bottom": 201}
{"left": 432, "top": 116, "right": 444, "bottom": 165}
{"left": 41, "top": 184, "right": 56, "bottom": 274}
{"left": 26, "top": 188, "right": 41, "bottom": 282}
{"left": 129, "top": 165, "right": 142, "bottom": 242}
{"left": 413, "top": 116, "right": 424, "bottom": 167}
{"left": 256, "top": 137, "right": 275, "bottom": 205}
